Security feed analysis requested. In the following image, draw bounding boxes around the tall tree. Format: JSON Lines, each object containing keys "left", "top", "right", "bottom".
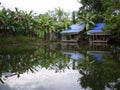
{"left": 55, "top": 7, "right": 65, "bottom": 21}
{"left": 77, "top": 0, "right": 104, "bottom": 13}
{"left": 72, "top": 11, "right": 77, "bottom": 24}
{"left": 102, "top": 0, "right": 120, "bottom": 42}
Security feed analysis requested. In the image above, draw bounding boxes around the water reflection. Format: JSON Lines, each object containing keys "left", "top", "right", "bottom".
{"left": 78, "top": 44, "right": 120, "bottom": 90}
{"left": 0, "top": 43, "right": 120, "bottom": 90}
{"left": 0, "top": 44, "right": 71, "bottom": 83}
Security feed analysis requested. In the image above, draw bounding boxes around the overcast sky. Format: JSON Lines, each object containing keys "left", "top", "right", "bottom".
{"left": 0, "top": 0, "right": 81, "bottom": 14}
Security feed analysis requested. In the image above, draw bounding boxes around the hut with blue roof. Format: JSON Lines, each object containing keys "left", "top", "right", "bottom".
{"left": 87, "top": 22, "right": 111, "bottom": 43}
{"left": 60, "top": 23, "right": 85, "bottom": 42}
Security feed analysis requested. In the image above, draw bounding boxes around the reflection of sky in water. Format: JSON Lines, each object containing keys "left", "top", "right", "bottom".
{"left": 0, "top": 44, "right": 119, "bottom": 90}
{"left": 0, "top": 68, "right": 83, "bottom": 90}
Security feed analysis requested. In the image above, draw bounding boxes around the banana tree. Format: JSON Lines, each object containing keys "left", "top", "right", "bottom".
{"left": 34, "top": 14, "right": 56, "bottom": 40}
{"left": 0, "top": 8, "right": 6, "bottom": 28}
{"left": 77, "top": 12, "right": 96, "bottom": 30}
{"left": 77, "top": 12, "right": 96, "bottom": 40}
{"left": 34, "top": 14, "right": 49, "bottom": 38}
{"left": 14, "top": 8, "right": 35, "bottom": 35}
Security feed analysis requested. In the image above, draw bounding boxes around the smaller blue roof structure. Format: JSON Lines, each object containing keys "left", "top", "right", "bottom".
{"left": 93, "top": 23, "right": 105, "bottom": 30}
{"left": 87, "top": 22, "right": 111, "bottom": 35}
{"left": 61, "top": 23, "right": 85, "bottom": 34}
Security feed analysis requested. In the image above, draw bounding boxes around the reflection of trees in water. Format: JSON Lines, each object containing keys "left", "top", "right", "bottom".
{"left": 0, "top": 43, "right": 120, "bottom": 90}
{"left": 48, "top": 43, "right": 120, "bottom": 90}
{"left": 34, "top": 45, "right": 70, "bottom": 72}
{"left": 0, "top": 44, "right": 70, "bottom": 83}
{"left": 111, "top": 46, "right": 120, "bottom": 62}
{"left": 77, "top": 52, "right": 120, "bottom": 90}
{"left": 0, "top": 45, "right": 38, "bottom": 83}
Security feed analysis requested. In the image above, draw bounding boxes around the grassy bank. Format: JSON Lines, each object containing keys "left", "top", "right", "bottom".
{"left": 0, "top": 35, "right": 42, "bottom": 44}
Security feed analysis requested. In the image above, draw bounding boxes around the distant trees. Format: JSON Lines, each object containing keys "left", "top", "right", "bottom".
{"left": 0, "top": 3, "right": 71, "bottom": 40}
{"left": 0, "top": 1, "right": 119, "bottom": 42}
{"left": 34, "top": 7, "right": 71, "bottom": 39}
{"left": 72, "top": 11, "right": 77, "bottom": 24}
{"left": 0, "top": 7, "right": 36, "bottom": 36}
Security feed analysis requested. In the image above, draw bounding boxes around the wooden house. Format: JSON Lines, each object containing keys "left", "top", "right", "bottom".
{"left": 87, "top": 23, "right": 111, "bottom": 43}
{"left": 60, "top": 24, "right": 85, "bottom": 42}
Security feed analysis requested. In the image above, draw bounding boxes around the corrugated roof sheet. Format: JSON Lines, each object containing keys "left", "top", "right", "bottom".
{"left": 61, "top": 23, "right": 85, "bottom": 34}
{"left": 87, "top": 22, "right": 111, "bottom": 35}
{"left": 88, "top": 22, "right": 105, "bottom": 33}
{"left": 93, "top": 23, "right": 105, "bottom": 30}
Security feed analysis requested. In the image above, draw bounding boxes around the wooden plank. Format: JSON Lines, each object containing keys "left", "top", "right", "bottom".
{"left": 92, "top": 40, "right": 108, "bottom": 43}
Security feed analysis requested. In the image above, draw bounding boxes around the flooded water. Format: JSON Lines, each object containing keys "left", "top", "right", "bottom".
{"left": 0, "top": 43, "right": 120, "bottom": 90}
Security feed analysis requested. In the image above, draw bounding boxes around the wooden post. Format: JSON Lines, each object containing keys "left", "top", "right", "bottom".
{"left": 93, "top": 35, "right": 94, "bottom": 42}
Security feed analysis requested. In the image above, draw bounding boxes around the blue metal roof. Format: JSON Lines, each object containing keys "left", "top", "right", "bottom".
{"left": 87, "top": 22, "right": 106, "bottom": 33}
{"left": 93, "top": 23, "right": 105, "bottom": 30}
{"left": 61, "top": 23, "right": 85, "bottom": 34}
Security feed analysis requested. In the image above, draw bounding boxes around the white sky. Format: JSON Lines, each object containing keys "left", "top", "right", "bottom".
{"left": 0, "top": 0, "right": 81, "bottom": 14}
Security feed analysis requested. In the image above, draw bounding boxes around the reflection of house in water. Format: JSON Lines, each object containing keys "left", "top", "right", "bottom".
{"left": 61, "top": 43, "right": 84, "bottom": 60}
{"left": 87, "top": 44, "right": 112, "bottom": 62}
{"left": 61, "top": 42, "right": 81, "bottom": 51}
{"left": 62, "top": 51, "right": 84, "bottom": 70}
{"left": 61, "top": 43, "right": 85, "bottom": 69}
{"left": 62, "top": 51, "right": 84, "bottom": 60}
{"left": 89, "top": 43, "right": 111, "bottom": 51}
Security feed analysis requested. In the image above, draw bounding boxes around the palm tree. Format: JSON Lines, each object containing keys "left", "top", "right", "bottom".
{"left": 55, "top": 7, "right": 64, "bottom": 21}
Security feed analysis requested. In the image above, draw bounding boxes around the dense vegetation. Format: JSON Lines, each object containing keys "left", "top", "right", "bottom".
{"left": 0, "top": 3, "right": 71, "bottom": 41}
{"left": 0, "top": 0, "right": 120, "bottom": 43}
{"left": 77, "top": 0, "right": 120, "bottom": 42}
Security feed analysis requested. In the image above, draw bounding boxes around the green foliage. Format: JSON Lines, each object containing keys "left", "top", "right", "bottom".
{"left": 77, "top": 12, "right": 95, "bottom": 30}
{"left": 33, "top": 12, "right": 71, "bottom": 39}
{"left": 77, "top": 0, "right": 120, "bottom": 42}
{"left": 0, "top": 44, "right": 71, "bottom": 83}
{"left": 54, "top": 7, "right": 70, "bottom": 21}
{"left": 72, "top": 11, "right": 77, "bottom": 24}
{"left": 0, "top": 7, "right": 36, "bottom": 35}
{"left": 0, "top": 4, "right": 71, "bottom": 40}
{"left": 102, "top": 0, "right": 120, "bottom": 41}
{"left": 103, "top": 14, "right": 120, "bottom": 40}
{"left": 77, "top": 0, "right": 104, "bottom": 14}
